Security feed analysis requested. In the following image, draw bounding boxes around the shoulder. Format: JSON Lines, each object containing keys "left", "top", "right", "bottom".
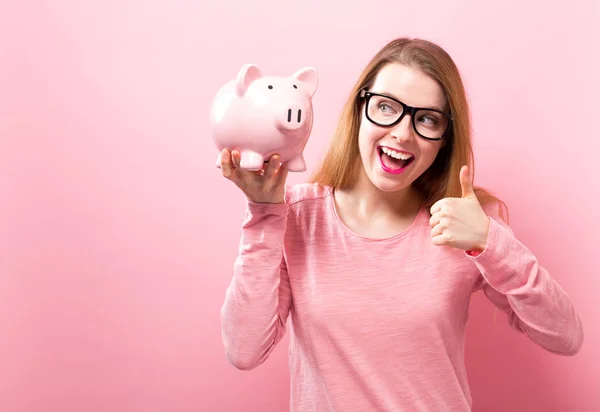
{"left": 284, "top": 182, "right": 333, "bottom": 207}
{"left": 282, "top": 183, "right": 333, "bottom": 233}
{"left": 475, "top": 187, "right": 510, "bottom": 227}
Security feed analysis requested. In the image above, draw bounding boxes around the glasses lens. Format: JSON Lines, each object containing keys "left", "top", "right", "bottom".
{"left": 414, "top": 109, "right": 449, "bottom": 139}
{"left": 367, "top": 95, "right": 404, "bottom": 126}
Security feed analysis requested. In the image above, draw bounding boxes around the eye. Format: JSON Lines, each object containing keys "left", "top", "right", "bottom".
{"left": 378, "top": 103, "right": 395, "bottom": 113}
{"left": 418, "top": 115, "right": 438, "bottom": 125}
{"left": 268, "top": 85, "right": 273, "bottom": 89}
{"left": 293, "top": 85, "right": 297, "bottom": 89}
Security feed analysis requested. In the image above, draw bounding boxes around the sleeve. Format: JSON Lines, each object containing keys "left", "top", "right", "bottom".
{"left": 469, "top": 205, "right": 584, "bottom": 356}
{"left": 219, "top": 198, "right": 293, "bottom": 370}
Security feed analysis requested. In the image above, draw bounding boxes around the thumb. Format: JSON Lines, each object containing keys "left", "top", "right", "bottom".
{"left": 460, "top": 165, "right": 475, "bottom": 198}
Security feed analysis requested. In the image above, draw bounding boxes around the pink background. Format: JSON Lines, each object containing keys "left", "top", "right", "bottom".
{"left": 1, "top": 0, "right": 598, "bottom": 411}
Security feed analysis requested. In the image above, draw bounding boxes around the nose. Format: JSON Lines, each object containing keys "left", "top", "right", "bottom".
{"left": 276, "top": 103, "right": 306, "bottom": 131}
{"left": 390, "top": 114, "right": 414, "bottom": 143}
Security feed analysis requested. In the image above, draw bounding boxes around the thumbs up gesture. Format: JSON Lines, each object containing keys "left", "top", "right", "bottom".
{"left": 429, "top": 165, "right": 490, "bottom": 252}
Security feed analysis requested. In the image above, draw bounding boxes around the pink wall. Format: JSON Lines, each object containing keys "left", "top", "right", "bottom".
{"left": 1, "top": 0, "right": 598, "bottom": 411}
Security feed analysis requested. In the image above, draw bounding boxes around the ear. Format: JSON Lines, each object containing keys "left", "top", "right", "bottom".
{"left": 291, "top": 67, "right": 318, "bottom": 97}
{"left": 236, "top": 64, "right": 262, "bottom": 96}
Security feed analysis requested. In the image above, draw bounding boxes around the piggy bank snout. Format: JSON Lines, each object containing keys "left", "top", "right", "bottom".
{"left": 276, "top": 102, "right": 311, "bottom": 131}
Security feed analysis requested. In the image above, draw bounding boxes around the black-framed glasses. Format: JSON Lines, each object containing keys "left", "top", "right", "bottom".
{"left": 359, "top": 89, "right": 453, "bottom": 141}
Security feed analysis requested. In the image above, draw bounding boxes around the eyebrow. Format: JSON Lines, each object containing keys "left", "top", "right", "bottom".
{"left": 373, "top": 90, "right": 445, "bottom": 112}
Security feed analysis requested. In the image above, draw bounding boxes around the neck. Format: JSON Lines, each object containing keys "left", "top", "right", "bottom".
{"left": 338, "top": 168, "right": 424, "bottom": 219}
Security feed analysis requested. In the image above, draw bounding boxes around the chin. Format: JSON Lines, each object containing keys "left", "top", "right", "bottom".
{"left": 362, "top": 164, "right": 412, "bottom": 192}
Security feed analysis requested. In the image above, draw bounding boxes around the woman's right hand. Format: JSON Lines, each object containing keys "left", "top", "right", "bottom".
{"left": 219, "top": 149, "right": 288, "bottom": 204}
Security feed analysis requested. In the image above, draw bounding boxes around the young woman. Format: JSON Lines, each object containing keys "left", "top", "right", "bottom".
{"left": 217, "top": 37, "right": 584, "bottom": 411}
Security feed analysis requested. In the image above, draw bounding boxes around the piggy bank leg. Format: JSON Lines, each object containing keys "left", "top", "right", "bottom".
{"left": 286, "top": 154, "right": 307, "bottom": 172}
{"left": 239, "top": 150, "right": 265, "bottom": 171}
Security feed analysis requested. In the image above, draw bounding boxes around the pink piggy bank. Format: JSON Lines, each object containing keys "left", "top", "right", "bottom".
{"left": 210, "top": 63, "right": 318, "bottom": 172}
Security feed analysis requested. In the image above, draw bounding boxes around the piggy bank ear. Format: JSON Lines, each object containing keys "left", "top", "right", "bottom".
{"left": 292, "top": 67, "right": 318, "bottom": 97}
{"left": 236, "top": 64, "right": 262, "bottom": 96}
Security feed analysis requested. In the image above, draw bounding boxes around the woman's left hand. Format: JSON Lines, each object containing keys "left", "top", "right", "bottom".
{"left": 429, "top": 165, "right": 490, "bottom": 252}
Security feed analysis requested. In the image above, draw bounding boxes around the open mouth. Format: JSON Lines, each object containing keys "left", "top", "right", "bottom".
{"left": 378, "top": 146, "right": 415, "bottom": 174}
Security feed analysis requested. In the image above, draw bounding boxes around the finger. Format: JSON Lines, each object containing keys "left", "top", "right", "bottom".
{"left": 430, "top": 199, "right": 445, "bottom": 215}
{"left": 231, "top": 150, "right": 240, "bottom": 169}
{"left": 429, "top": 212, "right": 442, "bottom": 228}
{"left": 220, "top": 149, "right": 237, "bottom": 181}
{"left": 430, "top": 223, "right": 444, "bottom": 238}
{"left": 432, "top": 228, "right": 455, "bottom": 246}
{"left": 263, "top": 155, "right": 282, "bottom": 178}
{"left": 460, "top": 165, "right": 475, "bottom": 199}
{"left": 219, "top": 148, "right": 229, "bottom": 168}
{"left": 274, "top": 162, "right": 289, "bottom": 184}
{"left": 431, "top": 233, "right": 448, "bottom": 247}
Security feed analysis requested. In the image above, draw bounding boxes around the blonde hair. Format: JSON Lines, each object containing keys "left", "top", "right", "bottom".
{"left": 309, "top": 37, "right": 507, "bottom": 220}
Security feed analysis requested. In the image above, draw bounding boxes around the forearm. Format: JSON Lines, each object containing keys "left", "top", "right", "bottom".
{"left": 470, "top": 218, "right": 584, "bottom": 355}
{"left": 220, "top": 200, "right": 292, "bottom": 369}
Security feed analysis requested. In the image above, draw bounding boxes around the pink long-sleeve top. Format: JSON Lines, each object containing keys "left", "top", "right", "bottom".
{"left": 220, "top": 183, "right": 583, "bottom": 411}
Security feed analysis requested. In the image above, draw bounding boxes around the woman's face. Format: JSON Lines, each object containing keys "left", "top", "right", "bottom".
{"left": 357, "top": 63, "right": 449, "bottom": 193}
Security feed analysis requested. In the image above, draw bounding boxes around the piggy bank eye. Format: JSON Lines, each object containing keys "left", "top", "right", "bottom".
{"left": 293, "top": 85, "right": 297, "bottom": 89}
{"left": 268, "top": 85, "right": 273, "bottom": 89}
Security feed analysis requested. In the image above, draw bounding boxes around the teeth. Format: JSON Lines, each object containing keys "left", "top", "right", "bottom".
{"left": 382, "top": 147, "right": 413, "bottom": 160}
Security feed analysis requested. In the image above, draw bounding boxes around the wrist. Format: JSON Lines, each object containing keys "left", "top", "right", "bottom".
{"left": 246, "top": 196, "right": 286, "bottom": 206}
{"left": 248, "top": 198, "right": 285, "bottom": 205}
{"left": 468, "top": 217, "right": 490, "bottom": 255}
